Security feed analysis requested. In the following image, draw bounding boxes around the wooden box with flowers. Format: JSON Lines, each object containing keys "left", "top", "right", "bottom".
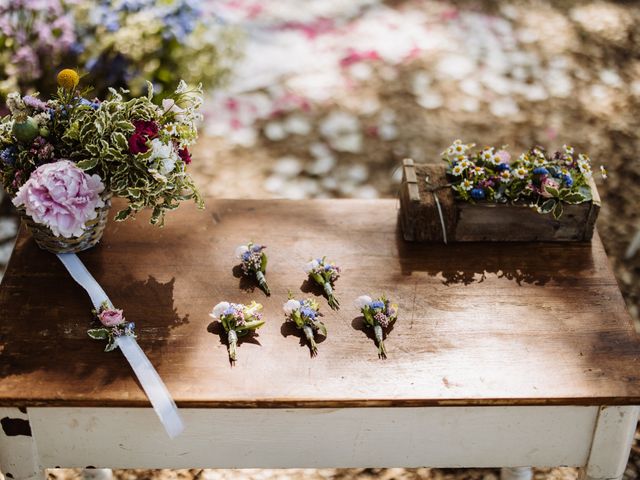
{"left": 400, "top": 141, "right": 603, "bottom": 242}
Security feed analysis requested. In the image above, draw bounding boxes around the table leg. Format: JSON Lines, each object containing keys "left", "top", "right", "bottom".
{"left": 0, "top": 408, "right": 43, "bottom": 480}
{"left": 580, "top": 405, "right": 639, "bottom": 480}
{"left": 500, "top": 467, "right": 532, "bottom": 480}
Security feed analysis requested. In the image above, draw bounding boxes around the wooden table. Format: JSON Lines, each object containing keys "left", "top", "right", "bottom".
{"left": 0, "top": 199, "right": 639, "bottom": 480}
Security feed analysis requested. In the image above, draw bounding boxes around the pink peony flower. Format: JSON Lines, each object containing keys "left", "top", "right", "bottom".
{"left": 540, "top": 177, "right": 561, "bottom": 198}
{"left": 98, "top": 308, "right": 125, "bottom": 327}
{"left": 12, "top": 160, "right": 105, "bottom": 238}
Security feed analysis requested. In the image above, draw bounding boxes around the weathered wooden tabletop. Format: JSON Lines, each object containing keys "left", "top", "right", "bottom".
{"left": 0, "top": 199, "right": 639, "bottom": 408}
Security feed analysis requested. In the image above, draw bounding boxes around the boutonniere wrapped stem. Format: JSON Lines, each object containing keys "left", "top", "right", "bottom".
{"left": 235, "top": 242, "right": 270, "bottom": 296}
{"left": 210, "top": 301, "right": 265, "bottom": 362}
{"left": 87, "top": 302, "right": 136, "bottom": 352}
{"left": 283, "top": 297, "right": 327, "bottom": 356}
{"left": 304, "top": 257, "right": 341, "bottom": 310}
{"left": 355, "top": 295, "right": 398, "bottom": 358}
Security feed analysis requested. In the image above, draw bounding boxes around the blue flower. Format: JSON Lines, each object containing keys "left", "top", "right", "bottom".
{"left": 300, "top": 307, "right": 317, "bottom": 319}
{"left": 470, "top": 188, "right": 486, "bottom": 200}
{"left": 564, "top": 175, "right": 573, "bottom": 187}
{"left": 78, "top": 98, "right": 99, "bottom": 110}
{"left": 223, "top": 307, "right": 237, "bottom": 317}
{"left": 496, "top": 163, "right": 510, "bottom": 172}
{"left": 533, "top": 167, "right": 549, "bottom": 175}
{"left": 370, "top": 300, "right": 385, "bottom": 310}
{"left": 0, "top": 146, "right": 17, "bottom": 165}
{"left": 242, "top": 251, "right": 251, "bottom": 261}
{"left": 251, "top": 244, "right": 262, "bottom": 252}
{"left": 324, "top": 264, "right": 333, "bottom": 271}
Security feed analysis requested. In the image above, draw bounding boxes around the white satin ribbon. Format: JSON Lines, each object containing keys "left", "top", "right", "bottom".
{"left": 57, "top": 253, "right": 184, "bottom": 439}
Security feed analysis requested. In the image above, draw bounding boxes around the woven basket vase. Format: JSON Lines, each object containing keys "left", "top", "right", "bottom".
{"left": 20, "top": 193, "right": 113, "bottom": 254}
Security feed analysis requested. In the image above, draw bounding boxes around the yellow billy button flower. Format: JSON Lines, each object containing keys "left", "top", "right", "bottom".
{"left": 57, "top": 69, "right": 80, "bottom": 90}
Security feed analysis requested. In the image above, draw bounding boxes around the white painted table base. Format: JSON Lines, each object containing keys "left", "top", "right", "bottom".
{"left": 0, "top": 405, "right": 637, "bottom": 480}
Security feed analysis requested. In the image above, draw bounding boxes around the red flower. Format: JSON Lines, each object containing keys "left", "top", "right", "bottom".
{"left": 128, "top": 133, "right": 149, "bottom": 154}
{"left": 178, "top": 147, "right": 192, "bottom": 165}
{"left": 132, "top": 120, "right": 159, "bottom": 139}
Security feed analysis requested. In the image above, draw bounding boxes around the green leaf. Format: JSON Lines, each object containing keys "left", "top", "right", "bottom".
{"left": 539, "top": 199, "right": 556, "bottom": 214}
{"left": 242, "top": 319, "right": 265, "bottom": 330}
{"left": 544, "top": 186, "right": 559, "bottom": 198}
{"left": 316, "top": 322, "right": 328, "bottom": 337}
{"left": 260, "top": 253, "right": 268, "bottom": 273}
{"left": 553, "top": 201, "right": 564, "bottom": 219}
{"left": 76, "top": 158, "right": 99, "bottom": 170}
{"left": 114, "top": 207, "right": 133, "bottom": 221}
{"left": 104, "top": 339, "right": 119, "bottom": 352}
{"left": 561, "top": 192, "right": 586, "bottom": 204}
{"left": 87, "top": 328, "right": 110, "bottom": 340}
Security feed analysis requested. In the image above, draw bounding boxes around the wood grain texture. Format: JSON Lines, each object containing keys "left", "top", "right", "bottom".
{"left": 0, "top": 199, "right": 638, "bottom": 408}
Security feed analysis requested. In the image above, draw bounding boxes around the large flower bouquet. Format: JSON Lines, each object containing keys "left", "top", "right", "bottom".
{"left": 0, "top": 69, "right": 203, "bottom": 252}
{"left": 442, "top": 140, "right": 605, "bottom": 219}
{"left": 0, "top": 0, "right": 235, "bottom": 98}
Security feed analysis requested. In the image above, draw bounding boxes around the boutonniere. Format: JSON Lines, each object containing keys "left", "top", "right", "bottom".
{"left": 355, "top": 295, "right": 398, "bottom": 358}
{"left": 210, "top": 301, "right": 265, "bottom": 362}
{"left": 87, "top": 302, "right": 136, "bottom": 352}
{"left": 304, "top": 257, "right": 341, "bottom": 310}
{"left": 283, "top": 297, "right": 327, "bottom": 356}
{"left": 235, "top": 242, "right": 270, "bottom": 296}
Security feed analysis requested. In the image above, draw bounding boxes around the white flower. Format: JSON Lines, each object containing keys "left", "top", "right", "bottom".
{"left": 303, "top": 259, "right": 319, "bottom": 274}
{"left": 210, "top": 301, "right": 230, "bottom": 319}
{"left": 514, "top": 167, "right": 528, "bottom": 179}
{"left": 235, "top": 245, "right": 249, "bottom": 258}
{"left": 283, "top": 299, "right": 301, "bottom": 315}
{"left": 563, "top": 144, "right": 574, "bottom": 155}
{"left": 500, "top": 170, "right": 511, "bottom": 182}
{"left": 461, "top": 179, "right": 473, "bottom": 191}
{"left": 148, "top": 138, "right": 178, "bottom": 175}
{"left": 355, "top": 295, "right": 372, "bottom": 309}
{"left": 480, "top": 148, "right": 494, "bottom": 161}
{"left": 451, "top": 165, "right": 464, "bottom": 176}
{"left": 162, "top": 98, "right": 186, "bottom": 123}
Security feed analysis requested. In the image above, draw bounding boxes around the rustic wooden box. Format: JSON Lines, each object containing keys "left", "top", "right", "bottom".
{"left": 399, "top": 158, "right": 601, "bottom": 242}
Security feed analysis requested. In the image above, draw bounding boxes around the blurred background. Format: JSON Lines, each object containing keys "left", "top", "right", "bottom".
{"left": 1, "top": 0, "right": 640, "bottom": 479}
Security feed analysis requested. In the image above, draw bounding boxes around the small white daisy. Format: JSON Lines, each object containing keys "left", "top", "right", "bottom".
{"left": 461, "top": 179, "right": 473, "bottom": 191}
{"left": 451, "top": 165, "right": 464, "bottom": 176}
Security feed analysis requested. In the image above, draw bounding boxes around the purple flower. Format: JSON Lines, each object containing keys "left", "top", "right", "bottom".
{"left": 23, "top": 95, "right": 48, "bottom": 111}
{"left": 12, "top": 160, "right": 105, "bottom": 238}
{"left": 98, "top": 308, "right": 125, "bottom": 327}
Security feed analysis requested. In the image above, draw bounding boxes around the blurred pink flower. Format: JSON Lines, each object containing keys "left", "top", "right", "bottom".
{"left": 540, "top": 177, "right": 560, "bottom": 198}
{"left": 12, "top": 160, "right": 105, "bottom": 238}
{"left": 98, "top": 308, "right": 125, "bottom": 327}
{"left": 496, "top": 150, "right": 511, "bottom": 164}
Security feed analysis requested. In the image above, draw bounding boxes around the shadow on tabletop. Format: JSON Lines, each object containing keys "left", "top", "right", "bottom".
{"left": 0, "top": 238, "right": 189, "bottom": 385}
{"left": 394, "top": 219, "right": 597, "bottom": 286}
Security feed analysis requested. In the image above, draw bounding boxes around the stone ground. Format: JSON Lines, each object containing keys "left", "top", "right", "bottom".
{"left": 2, "top": 0, "right": 640, "bottom": 478}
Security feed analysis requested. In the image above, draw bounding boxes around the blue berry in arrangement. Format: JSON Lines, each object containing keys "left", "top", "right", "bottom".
{"left": 533, "top": 167, "right": 549, "bottom": 175}
{"left": 470, "top": 187, "right": 486, "bottom": 200}
{"left": 496, "top": 163, "right": 510, "bottom": 171}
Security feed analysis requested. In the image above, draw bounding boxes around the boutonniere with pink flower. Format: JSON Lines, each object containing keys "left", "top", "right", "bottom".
{"left": 283, "top": 296, "right": 327, "bottom": 356}
{"left": 355, "top": 295, "right": 398, "bottom": 359}
{"left": 235, "top": 242, "right": 270, "bottom": 296}
{"left": 304, "top": 257, "right": 341, "bottom": 310}
{"left": 210, "top": 301, "right": 265, "bottom": 363}
{"left": 87, "top": 302, "right": 136, "bottom": 352}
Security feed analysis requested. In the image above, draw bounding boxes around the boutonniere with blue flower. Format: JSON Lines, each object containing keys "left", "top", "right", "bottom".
{"left": 355, "top": 295, "right": 398, "bottom": 358}
{"left": 235, "top": 242, "right": 270, "bottom": 296}
{"left": 87, "top": 301, "right": 136, "bottom": 352}
{"left": 283, "top": 296, "right": 327, "bottom": 356}
{"left": 304, "top": 257, "right": 341, "bottom": 310}
{"left": 210, "top": 301, "right": 265, "bottom": 362}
